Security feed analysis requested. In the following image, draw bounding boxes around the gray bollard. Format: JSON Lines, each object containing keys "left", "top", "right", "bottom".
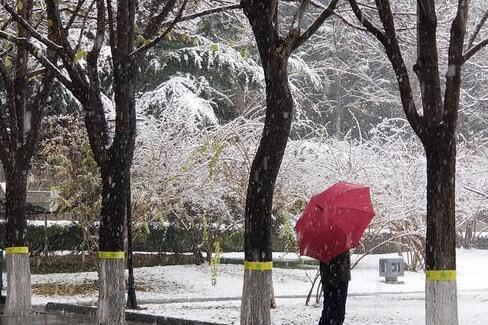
{"left": 379, "top": 257, "right": 405, "bottom": 284}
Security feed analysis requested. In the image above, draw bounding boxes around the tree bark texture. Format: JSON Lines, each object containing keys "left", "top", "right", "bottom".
{"left": 423, "top": 129, "right": 458, "bottom": 325}
{"left": 3, "top": 168, "right": 31, "bottom": 314}
{"left": 424, "top": 132, "right": 456, "bottom": 271}
{"left": 348, "top": 1, "right": 472, "bottom": 324}
{"left": 5, "top": 253, "right": 31, "bottom": 315}
{"left": 99, "top": 160, "right": 130, "bottom": 252}
{"left": 97, "top": 258, "right": 126, "bottom": 325}
{"left": 95, "top": 0, "right": 136, "bottom": 316}
{"left": 4, "top": 169, "right": 28, "bottom": 248}
{"left": 240, "top": 55, "right": 292, "bottom": 325}
{"left": 243, "top": 56, "right": 293, "bottom": 263}
{"left": 96, "top": 155, "right": 132, "bottom": 325}
{"left": 241, "top": 268, "right": 273, "bottom": 325}
{"left": 240, "top": 2, "right": 295, "bottom": 323}
{"left": 426, "top": 279, "right": 458, "bottom": 325}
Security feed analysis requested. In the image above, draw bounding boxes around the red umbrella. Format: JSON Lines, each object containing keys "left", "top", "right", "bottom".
{"left": 295, "top": 181, "right": 375, "bottom": 263}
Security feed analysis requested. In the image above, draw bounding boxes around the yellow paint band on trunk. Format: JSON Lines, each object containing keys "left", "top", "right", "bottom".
{"left": 5, "top": 246, "right": 29, "bottom": 254}
{"left": 98, "top": 251, "right": 125, "bottom": 259}
{"left": 425, "top": 270, "right": 456, "bottom": 281}
{"left": 244, "top": 261, "right": 273, "bottom": 271}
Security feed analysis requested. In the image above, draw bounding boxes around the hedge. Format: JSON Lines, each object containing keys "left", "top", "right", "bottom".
{"left": 0, "top": 222, "right": 486, "bottom": 255}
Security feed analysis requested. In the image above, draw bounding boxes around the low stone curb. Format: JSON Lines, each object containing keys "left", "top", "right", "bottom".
{"left": 220, "top": 257, "right": 318, "bottom": 269}
{"left": 134, "top": 291, "right": 429, "bottom": 305}
{"left": 45, "top": 302, "right": 228, "bottom": 325}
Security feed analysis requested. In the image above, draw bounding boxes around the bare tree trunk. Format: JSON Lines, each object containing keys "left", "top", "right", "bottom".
{"left": 239, "top": 51, "right": 293, "bottom": 324}
{"left": 96, "top": 162, "right": 129, "bottom": 325}
{"left": 97, "top": 258, "right": 126, "bottom": 325}
{"left": 426, "top": 280, "right": 458, "bottom": 325}
{"left": 239, "top": 1, "right": 338, "bottom": 323}
{"left": 5, "top": 253, "right": 31, "bottom": 315}
{"left": 4, "top": 171, "right": 31, "bottom": 315}
{"left": 94, "top": 0, "right": 136, "bottom": 320}
{"left": 424, "top": 132, "right": 458, "bottom": 325}
{"left": 241, "top": 268, "right": 273, "bottom": 325}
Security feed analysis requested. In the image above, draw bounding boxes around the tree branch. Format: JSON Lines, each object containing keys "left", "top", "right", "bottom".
{"left": 45, "top": 0, "right": 88, "bottom": 93}
{"left": 463, "top": 37, "right": 488, "bottom": 63}
{"left": 348, "top": 0, "right": 424, "bottom": 138}
{"left": 143, "top": 0, "right": 177, "bottom": 38}
{"left": 74, "top": 0, "right": 96, "bottom": 52}
{"left": 22, "top": 59, "right": 57, "bottom": 164}
{"left": 290, "top": 0, "right": 339, "bottom": 51}
{"left": 130, "top": 0, "right": 188, "bottom": 58}
{"left": 106, "top": 0, "right": 117, "bottom": 57}
{"left": 130, "top": 2, "right": 241, "bottom": 58}
{"left": 333, "top": 12, "right": 367, "bottom": 33}
{"left": 464, "top": 186, "right": 488, "bottom": 199}
{"left": 443, "top": 0, "right": 469, "bottom": 127}
{"left": 1, "top": 0, "right": 64, "bottom": 53}
{"left": 467, "top": 10, "right": 488, "bottom": 50}
{"left": 413, "top": 0, "right": 443, "bottom": 126}
{"left": 87, "top": 0, "right": 105, "bottom": 70}
{"left": 0, "top": 30, "right": 75, "bottom": 94}
{"left": 66, "top": 0, "right": 87, "bottom": 30}
{"left": 348, "top": 0, "right": 387, "bottom": 44}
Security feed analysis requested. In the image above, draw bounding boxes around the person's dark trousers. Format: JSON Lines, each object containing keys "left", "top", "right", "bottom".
{"left": 318, "top": 281, "right": 349, "bottom": 325}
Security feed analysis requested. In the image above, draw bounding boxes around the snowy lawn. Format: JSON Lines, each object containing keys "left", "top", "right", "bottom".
{"left": 29, "top": 249, "right": 488, "bottom": 324}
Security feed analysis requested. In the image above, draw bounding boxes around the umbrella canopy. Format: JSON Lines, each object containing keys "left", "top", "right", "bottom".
{"left": 295, "top": 181, "right": 375, "bottom": 263}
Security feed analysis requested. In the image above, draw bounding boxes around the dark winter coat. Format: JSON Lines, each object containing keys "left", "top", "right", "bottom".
{"left": 320, "top": 252, "right": 351, "bottom": 287}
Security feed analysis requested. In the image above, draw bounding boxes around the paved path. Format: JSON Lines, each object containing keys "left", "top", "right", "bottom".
{"left": 0, "top": 312, "right": 147, "bottom": 325}
{"left": 135, "top": 289, "right": 488, "bottom": 325}
{"left": 0, "top": 314, "right": 97, "bottom": 325}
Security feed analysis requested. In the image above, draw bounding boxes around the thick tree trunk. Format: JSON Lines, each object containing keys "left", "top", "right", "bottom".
{"left": 241, "top": 268, "right": 273, "bottom": 324}
{"left": 97, "top": 258, "right": 126, "bottom": 325}
{"left": 93, "top": 0, "right": 136, "bottom": 317}
{"left": 96, "top": 161, "right": 128, "bottom": 325}
{"left": 424, "top": 130, "right": 458, "bottom": 325}
{"left": 4, "top": 169, "right": 31, "bottom": 315}
{"left": 240, "top": 53, "right": 293, "bottom": 325}
{"left": 5, "top": 253, "right": 31, "bottom": 315}
{"left": 426, "top": 280, "right": 458, "bottom": 325}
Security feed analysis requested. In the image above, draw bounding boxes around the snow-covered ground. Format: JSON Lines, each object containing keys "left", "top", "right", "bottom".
{"left": 29, "top": 249, "right": 488, "bottom": 324}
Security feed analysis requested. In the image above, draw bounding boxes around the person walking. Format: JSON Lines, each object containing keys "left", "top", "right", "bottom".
{"left": 318, "top": 251, "right": 351, "bottom": 325}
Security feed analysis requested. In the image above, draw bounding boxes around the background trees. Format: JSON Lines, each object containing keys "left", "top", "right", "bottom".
{"left": 37, "top": 115, "right": 101, "bottom": 257}
{"left": 0, "top": 0, "right": 487, "bottom": 323}
{"left": 2, "top": 0, "right": 245, "bottom": 322}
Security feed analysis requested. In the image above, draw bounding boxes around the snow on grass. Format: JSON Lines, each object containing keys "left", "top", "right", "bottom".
{"left": 28, "top": 249, "right": 488, "bottom": 324}
{"left": 136, "top": 291, "right": 488, "bottom": 325}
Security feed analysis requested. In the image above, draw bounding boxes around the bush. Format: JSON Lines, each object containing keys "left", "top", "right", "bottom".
{"left": 0, "top": 222, "right": 86, "bottom": 254}
{"left": 0, "top": 222, "right": 485, "bottom": 260}
{"left": 30, "top": 252, "right": 199, "bottom": 274}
